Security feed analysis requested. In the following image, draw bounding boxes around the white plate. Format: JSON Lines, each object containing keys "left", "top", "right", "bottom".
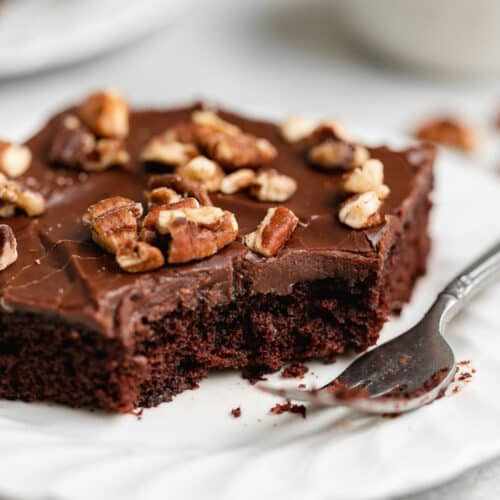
{"left": 0, "top": 0, "right": 189, "bottom": 78}
{"left": 0, "top": 130, "right": 499, "bottom": 500}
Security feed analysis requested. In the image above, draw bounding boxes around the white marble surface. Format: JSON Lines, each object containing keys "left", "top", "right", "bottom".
{"left": 0, "top": 0, "right": 499, "bottom": 498}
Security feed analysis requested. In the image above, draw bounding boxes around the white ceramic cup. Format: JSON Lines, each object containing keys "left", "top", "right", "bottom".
{"left": 335, "top": 0, "right": 500, "bottom": 75}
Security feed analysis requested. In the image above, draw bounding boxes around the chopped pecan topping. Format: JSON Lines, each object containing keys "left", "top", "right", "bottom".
{"left": 0, "top": 224, "right": 17, "bottom": 270}
{"left": 298, "top": 122, "right": 351, "bottom": 152}
{"left": 151, "top": 205, "right": 238, "bottom": 264}
{"left": 78, "top": 89, "right": 129, "bottom": 139}
{"left": 140, "top": 136, "right": 198, "bottom": 167}
{"left": 49, "top": 115, "right": 95, "bottom": 168}
{"left": 220, "top": 168, "right": 256, "bottom": 194}
{"left": 414, "top": 117, "right": 478, "bottom": 152}
{"left": 82, "top": 196, "right": 142, "bottom": 225}
{"left": 192, "top": 110, "right": 241, "bottom": 136}
{"left": 280, "top": 115, "right": 316, "bottom": 143}
{"left": 176, "top": 155, "right": 224, "bottom": 192}
{"left": 49, "top": 115, "right": 128, "bottom": 171}
{"left": 0, "top": 141, "right": 32, "bottom": 178}
{"left": 83, "top": 138, "right": 129, "bottom": 172}
{"left": 145, "top": 187, "right": 182, "bottom": 208}
{"left": 115, "top": 240, "right": 164, "bottom": 273}
{"left": 308, "top": 140, "right": 369, "bottom": 170}
{"left": 244, "top": 206, "right": 298, "bottom": 257}
{"left": 319, "top": 119, "right": 352, "bottom": 143}
{"left": 343, "top": 158, "right": 389, "bottom": 196}
{"left": 141, "top": 198, "right": 199, "bottom": 244}
{"left": 148, "top": 174, "right": 212, "bottom": 206}
{"left": 338, "top": 191, "right": 383, "bottom": 229}
{"left": 0, "top": 173, "right": 45, "bottom": 217}
{"left": 82, "top": 196, "right": 143, "bottom": 254}
{"left": 196, "top": 127, "right": 277, "bottom": 170}
{"left": 249, "top": 169, "right": 297, "bottom": 202}
{"left": 161, "top": 197, "right": 200, "bottom": 210}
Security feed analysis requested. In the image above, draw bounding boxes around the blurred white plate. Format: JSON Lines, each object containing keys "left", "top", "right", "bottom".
{"left": 0, "top": 0, "right": 189, "bottom": 78}
{"left": 336, "top": 0, "right": 500, "bottom": 75}
{"left": 0, "top": 130, "right": 500, "bottom": 500}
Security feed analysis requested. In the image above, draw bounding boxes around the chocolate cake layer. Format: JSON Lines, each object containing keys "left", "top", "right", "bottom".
{"left": 0, "top": 103, "right": 435, "bottom": 411}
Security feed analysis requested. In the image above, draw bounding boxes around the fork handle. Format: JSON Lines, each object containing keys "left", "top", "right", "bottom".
{"left": 441, "top": 239, "right": 500, "bottom": 319}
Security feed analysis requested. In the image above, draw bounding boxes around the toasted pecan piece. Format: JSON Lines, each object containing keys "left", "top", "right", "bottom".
{"left": 338, "top": 191, "right": 383, "bottom": 229}
{"left": 414, "top": 117, "right": 478, "bottom": 152}
{"left": 151, "top": 205, "right": 238, "bottom": 264}
{"left": 192, "top": 110, "right": 241, "bottom": 136}
{"left": 140, "top": 136, "right": 198, "bottom": 167}
{"left": 145, "top": 187, "right": 182, "bottom": 208}
{"left": 342, "top": 158, "right": 389, "bottom": 198}
{"left": 82, "top": 196, "right": 143, "bottom": 254}
{"left": 196, "top": 127, "right": 276, "bottom": 170}
{"left": 140, "top": 197, "right": 200, "bottom": 244}
{"left": 116, "top": 240, "right": 164, "bottom": 273}
{"left": 0, "top": 224, "right": 17, "bottom": 270}
{"left": 176, "top": 156, "right": 224, "bottom": 192}
{"left": 220, "top": 168, "right": 256, "bottom": 194}
{"left": 78, "top": 89, "right": 129, "bottom": 139}
{"left": 0, "top": 173, "right": 45, "bottom": 217}
{"left": 148, "top": 174, "right": 212, "bottom": 206}
{"left": 50, "top": 115, "right": 129, "bottom": 171}
{"left": 244, "top": 206, "right": 298, "bottom": 257}
{"left": 280, "top": 115, "right": 316, "bottom": 143}
{"left": 249, "top": 169, "right": 297, "bottom": 202}
{"left": 0, "top": 141, "right": 32, "bottom": 178}
{"left": 308, "top": 141, "right": 369, "bottom": 170}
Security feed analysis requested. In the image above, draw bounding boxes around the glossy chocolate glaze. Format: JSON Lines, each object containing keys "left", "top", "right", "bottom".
{"left": 0, "top": 105, "right": 434, "bottom": 339}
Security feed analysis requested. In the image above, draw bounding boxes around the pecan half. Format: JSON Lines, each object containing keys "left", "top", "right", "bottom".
{"left": 0, "top": 174, "right": 45, "bottom": 217}
{"left": 308, "top": 140, "right": 369, "bottom": 170}
{"left": 152, "top": 205, "right": 238, "bottom": 264}
{"left": 0, "top": 141, "right": 32, "bottom": 178}
{"left": 140, "top": 136, "right": 198, "bottom": 167}
{"left": 220, "top": 168, "right": 256, "bottom": 194}
{"left": 78, "top": 89, "right": 129, "bottom": 139}
{"left": 414, "top": 117, "right": 478, "bottom": 152}
{"left": 176, "top": 155, "right": 224, "bottom": 192}
{"left": 50, "top": 115, "right": 128, "bottom": 171}
{"left": 148, "top": 174, "right": 212, "bottom": 206}
{"left": 343, "top": 158, "right": 390, "bottom": 197}
{"left": 280, "top": 115, "right": 316, "bottom": 143}
{"left": 196, "top": 127, "right": 277, "bottom": 170}
{"left": 82, "top": 196, "right": 143, "bottom": 225}
{"left": 249, "top": 169, "right": 297, "bottom": 202}
{"left": 0, "top": 224, "right": 17, "bottom": 270}
{"left": 82, "top": 196, "right": 143, "bottom": 254}
{"left": 338, "top": 191, "right": 383, "bottom": 229}
{"left": 115, "top": 240, "right": 164, "bottom": 273}
{"left": 244, "top": 206, "right": 298, "bottom": 257}
{"left": 192, "top": 110, "right": 241, "bottom": 136}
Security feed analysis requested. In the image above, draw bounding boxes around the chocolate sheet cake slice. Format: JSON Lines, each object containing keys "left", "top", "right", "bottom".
{"left": 0, "top": 92, "right": 435, "bottom": 412}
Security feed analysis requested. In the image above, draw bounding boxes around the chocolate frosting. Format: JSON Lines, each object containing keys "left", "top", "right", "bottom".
{"left": 0, "top": 104, "right": 434, "bottom": 341}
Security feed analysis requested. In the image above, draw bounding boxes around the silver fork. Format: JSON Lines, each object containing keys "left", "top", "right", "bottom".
{"left": 259, "top": 240, "right": 500, "bottom": 414}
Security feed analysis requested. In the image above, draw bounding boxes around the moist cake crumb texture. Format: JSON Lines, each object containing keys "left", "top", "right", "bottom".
{"left": 270, "top": 401, "right": 307, "bottom": 419}
{"left": 0, "top": 92, "right": 435, "bottom": 412}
